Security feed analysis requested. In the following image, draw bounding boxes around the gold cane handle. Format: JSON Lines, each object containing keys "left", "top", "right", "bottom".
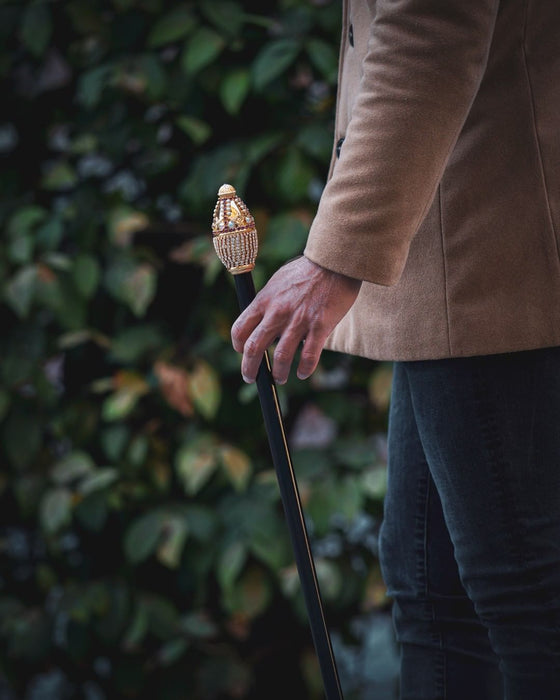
{"left": 211, "top": 184, "right": 258, "bottom": 274}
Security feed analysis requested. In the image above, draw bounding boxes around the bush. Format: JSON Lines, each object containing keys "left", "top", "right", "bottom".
{"left": 0, "top": 1, "right": 396, "bottom": 697}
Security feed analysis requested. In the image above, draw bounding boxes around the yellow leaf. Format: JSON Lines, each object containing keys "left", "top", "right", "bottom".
{"left": 362, "top": 565, "right": 390, "bottom": 611}
{"left": 114, "top": 370, "right": 150, "bottom": 394}
{"left": 102, "top": 388, "right": 141, "bottom": 421}
{"left": 176, "top": 440, "right": 219, "bottom": 495}
{"left": 157, "top": 515, "right": 189, "bottom": 569}
{"left": 368, "top": 363, "right": 393, "bottom": 412}
{"left": 220, "top": 445, "right": 252, "bottom": 491}
{"left": 224, "top": 566, "right": 272, "bottom": 619}
{"left": 189, "top": 360, "right": 221, "bottom": 420}
{"left": 109, "top": 208, "right": 149, "bottom": 247}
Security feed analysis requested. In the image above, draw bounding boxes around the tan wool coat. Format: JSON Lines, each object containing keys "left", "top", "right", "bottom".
{"left": 304, "top": 0, "right": 560, "bottom": 361}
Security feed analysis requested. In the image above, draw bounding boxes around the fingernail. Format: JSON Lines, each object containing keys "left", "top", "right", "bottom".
{"left": 242, "top": 374, "right": 252, "bottom": 384}
{"left": 297, "top": 371, "right": 309, "bottom": 380}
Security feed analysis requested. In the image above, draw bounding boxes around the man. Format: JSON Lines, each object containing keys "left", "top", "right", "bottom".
{"left": 232, "top": 1, "right": 560, "bottom": 698}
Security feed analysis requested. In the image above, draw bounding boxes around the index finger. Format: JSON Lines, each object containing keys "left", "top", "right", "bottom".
{"left": 231, "top": 302, "right": 263, "bottom": 353}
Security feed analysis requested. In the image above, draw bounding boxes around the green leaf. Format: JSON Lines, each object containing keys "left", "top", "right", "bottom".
{"left": 249, "top": 514, "right": 292, "bottom": 570}
{"left": 175, "top": 116, "right": 212, "bottom": 146}
{"left": 127, "top": 435, "right": 149, "bottom": 467}
{"left": 4, "top": 265, "right": 37, "bottom": 318}
{"left": 176, "top": 438, "right": 219, "bottom": 496}
{"left": 93, "top": 582, "right": 130, "bottom": 644}
{"left": 2, "top": 405, "right": 42, "bottom": 470}
{"left": 306, "top": 477, "right": 339, "bottom": 535}
{"left": 40, "top": 488, "right": 72, "bottom": 534}
{"left": 77, "top": 65, "right": 112, "bottom": 108}
{"left": 100, "top": 425, "right": 130, "bottom": 460}
{"left": 315, "top": 558, "right": 343, "bottom": 600}
{"left": 143, "top": 595, "right": 181, "bottom": 639}
{"left": 337, "top": 477, "right": 364, "bottom": 519}
{"left": 78, "top": 468, "right": 119, "bottom": 496}
{"left": 362, "top": 466, "right": 388, "bottom": 500}
{"left": 70, "top": 133, "right": 98, "bottom": 155}
{"left": 306, "top": 38, "right": 338, "bottom": 82}
{"left": 274, "top": 146, "right": 314, "bottom": 203}
{"left": 157, "top": 638, "right": 189, "bottom": 666}
{"left": 42, "top": 161, "right": 78, "bottom": 191}
{"left": 110, "top": 324, "right": 166, "bottom": 364}
{"left": 217, "top": 540, "right": 247, "bottom": 594}
{"left": 1, "top": 323, "right": 45, "bottom": 387}
{"left": 8, "top": 232, "right": 34, "bottom": 264}
{"left": 246, "top": 132, "right": 283, "bottom": 164}
{"left": 148, "top": 5, "right": 196, "bottom": 47}
{"left": 105, "top": 259, "right": 157, "bottom": 317}
{"left": 51, "top": 451, "right": 96, "bottom": 485}
{"left": 201, "top": 1, "right": 245, "bottom": 36}
{"left": 122, "top": 604, "right": 149, "bottom": 651}
{"left": 124, "top": 510, "right": 166, "bottom": 564}
{"left": 6, "top": 608, "right": 51, "bottom": 661}
{"left": 184, "top": 505, "right": 217, "bottom": 542}
{"left": 252, "top": 39, "right": 300, "bottom": 90}
{"left": 20, "top": 4, "right": 52, "bottom": 57}
{"left": 102, "top": 388, "right": 141, "bottom": 421}
{"left": 139, "top": 54, "right": 167, "bottom": 100}
{"left": 73, "top": 254, "right": 100, "bottom": 298}
{"left": 42, "top": 252, "right": 72, "bottom": 271}
{"left": 220, "top": 69, "right": 250, "bottom": 115}
{"left": 181, "top": 27, "right": 225, "bottom": 75}
{"left": 182, "top": 612, "right": 218, "bottom": 639}
{"left": 296, "top": 123, "right": 333, "bottom": 160}
{"left": 7, "top": 206, "right": 47, "bottom": 238}
{"left": 74, "top": 492, "right": 108, "bottom": 532}
{"left": 260, "top": 213, "right": 308, "bottom": 261}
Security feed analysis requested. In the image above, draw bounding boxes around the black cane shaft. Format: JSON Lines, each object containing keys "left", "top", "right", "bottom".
{"left": 233, "top": 273, "right": 343, "bottom": 700}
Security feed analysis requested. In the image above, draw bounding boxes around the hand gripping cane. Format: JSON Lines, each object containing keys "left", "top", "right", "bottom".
{"left": 212, "top": 184, "right": 344, "bottom": 700}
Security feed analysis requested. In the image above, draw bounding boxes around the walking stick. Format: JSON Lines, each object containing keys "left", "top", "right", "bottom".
{"left": 212, "top": 184, "right": 344, "bottom": 700}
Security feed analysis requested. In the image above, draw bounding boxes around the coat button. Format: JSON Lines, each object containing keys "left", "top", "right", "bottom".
{"left": 336, "top": 137, "right": 345, "bottom": 158}
{"left": 349, "top": 24, "right": 354, "bottom": 47}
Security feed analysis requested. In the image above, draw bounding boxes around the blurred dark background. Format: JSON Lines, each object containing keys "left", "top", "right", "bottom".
{"left": 0, "top": 1, "right": 398, "bottom": 697}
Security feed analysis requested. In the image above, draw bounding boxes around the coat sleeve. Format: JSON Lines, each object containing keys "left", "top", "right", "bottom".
{"left": 304, "top": 0, "right": 500, "bottom": 285}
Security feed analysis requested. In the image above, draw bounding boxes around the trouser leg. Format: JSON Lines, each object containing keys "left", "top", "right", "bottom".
{"left": 379, "top": 362, "right": 502, "bottom": 700}
{"left": 381, "top": 348, "right": 560, "bottom": 700}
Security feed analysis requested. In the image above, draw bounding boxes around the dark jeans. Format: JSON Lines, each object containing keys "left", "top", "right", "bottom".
{"left": 378, "top": 347, "right": 560, "bottom": 700}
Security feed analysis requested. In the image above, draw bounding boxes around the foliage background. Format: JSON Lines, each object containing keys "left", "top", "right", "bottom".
{"left": 0, "top": 1, "right": 398, "bottom": 697}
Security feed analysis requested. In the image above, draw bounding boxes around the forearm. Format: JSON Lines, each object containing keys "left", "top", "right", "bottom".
{"left": 305, "top": 0, "right": 500, "bottom": 285}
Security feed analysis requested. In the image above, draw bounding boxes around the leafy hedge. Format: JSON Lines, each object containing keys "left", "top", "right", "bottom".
{"left": 0, "top": 1, "right": 395, "bottom": 698}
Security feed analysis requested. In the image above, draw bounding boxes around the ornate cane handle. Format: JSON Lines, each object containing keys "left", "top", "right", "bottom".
{"left": 212, "top": 184, "right": 258, "bottom": 274}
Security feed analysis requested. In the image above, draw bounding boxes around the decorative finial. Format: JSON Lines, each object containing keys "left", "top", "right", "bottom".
{"left": 212, "top": 184, "right": 258, "bottom": 274}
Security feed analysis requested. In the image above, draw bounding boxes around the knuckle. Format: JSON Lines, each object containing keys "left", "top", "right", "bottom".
{"left": 300, "top": 348, "right": 317, "bottom": 363}
{"left": 273, "top": 347, "right": 291, "bottom": 364}
{"left": 299, "top": 355, "right": 316, "bottom": 371}
{"left": 243, "top": 339, "right": 261, "bottom": 357}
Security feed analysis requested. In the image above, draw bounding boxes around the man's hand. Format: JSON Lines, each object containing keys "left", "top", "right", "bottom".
{"left": 231, "top": 256, "right": 361, "bottom": 384}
